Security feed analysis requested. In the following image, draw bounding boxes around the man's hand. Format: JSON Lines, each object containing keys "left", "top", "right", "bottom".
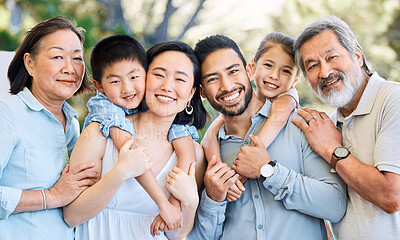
{"left": 204, "top": 156, "right": 239, "bottom": 202}
{"left": 292, "top": 107, "right": 343, "bottom": 163}
{"left": 232, "top": 135, "right": 270, "bottom": 178}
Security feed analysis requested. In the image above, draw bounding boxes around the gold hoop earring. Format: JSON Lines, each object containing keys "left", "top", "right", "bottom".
{"left": 185, "top": 102, "right": 193, "bottom": 115}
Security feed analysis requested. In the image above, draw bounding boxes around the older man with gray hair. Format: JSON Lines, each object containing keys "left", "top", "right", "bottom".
{"left": 292, "top": 16, "right": 400, "bottom": 239}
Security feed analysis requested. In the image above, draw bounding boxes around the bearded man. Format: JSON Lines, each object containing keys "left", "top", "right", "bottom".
{"left": 292, "top": 16, "right": 400, "bottom": 240}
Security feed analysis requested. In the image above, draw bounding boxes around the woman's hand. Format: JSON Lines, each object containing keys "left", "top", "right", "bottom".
{"left": 166, "top": 162, "right": 199, "bottom": 208}
{"left": 226, "top": 177, "right": 246, "bottom": 202}
{"left": 46, "top": 162, "right": 99, "bottom": 209}
{"left": 116, "top": 137, "right": 152, "bottom": 179}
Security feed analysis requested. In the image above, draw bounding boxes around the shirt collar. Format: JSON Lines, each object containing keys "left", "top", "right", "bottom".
{"left": 218, "top": 100, "right": 272, "bottom": 140}
{"left": 17, "top": 87, "right": 77, "bottom": 128}
{"left": 17, "top": 87, "right": 44, "bottom": 111}
{"left": 332, "top": 72, "right": 383, "bottom": 124}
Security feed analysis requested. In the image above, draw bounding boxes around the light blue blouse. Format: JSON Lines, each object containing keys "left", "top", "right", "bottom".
{"left": 189, "top": 101, "right": 347, "bottom": 240}
{"left": 84, "top": 92, "right": 199, "bottom": 142}
{"left": 0, "top": 87, "right": 79, "bottom": 240}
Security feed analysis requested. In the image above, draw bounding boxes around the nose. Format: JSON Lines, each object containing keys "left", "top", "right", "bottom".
{"left": 160, "top": 76, "right": 174, "bottom": 92}
{"left": 220, "top": 75, "right": 234, "bottom": 92}
{"left": 62, "top": 58, "right": 74, "bottom": 74}
{"left": 319, "top": 61, "right": 333, "bottom": 79}
{"left": 121, "top": 80, "right": 133, "bottom": 93}
{"left": 268, "top": 67, "right": 279, "bottom": 81}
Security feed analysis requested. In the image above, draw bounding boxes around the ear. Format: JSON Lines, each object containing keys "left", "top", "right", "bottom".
{"left": 199, "top": 85, "right": 207, "bottom": 98}
{"left": 92, "top": 79, "right": 104, "bottom": 93}
{"left": 189, "top": 87, "right": 196, "bottom": 101}
{"left": 23, "top": 53, "right": 34, "bottom": 76}
{"left": 246, "top": 58, "right": 256, "bottom": 82}
{"left": 354, "top": 48, "right": 363, "bottom": 67}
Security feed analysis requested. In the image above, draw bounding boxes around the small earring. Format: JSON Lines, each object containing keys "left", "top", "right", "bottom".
{"left": 185, "top": 102, "right": 193, "bottom": 115}
{"left": 29, "top": 72, "right": 33, "bottom": 76}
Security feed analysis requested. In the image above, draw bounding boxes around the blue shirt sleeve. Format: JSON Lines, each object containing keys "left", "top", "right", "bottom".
{"left": 0, "top": 102, "right": 22, "bottom": 219}
{"left": 187, "top": 189, "right": 227, "bottom": 240}
{"left": 262, "top": 127, "right": 347, "bottom": 223}
{"left": 168, "top": 124, "right": 199, "bottom": 143}
{"left": 83, "top": 92, "right": 136, "bottom": 138}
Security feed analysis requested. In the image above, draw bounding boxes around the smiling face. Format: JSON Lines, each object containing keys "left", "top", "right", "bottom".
{"left": 94, "top": 60, "right": 146, "bottom": 109}
{"left": 200, "top": 48, "right": 252, "bottom": 116}
{"left": 145, "top": 51, "right": 195, "bottom": 118}
{"left": 24, "top": 29, "right": 85, "bottom": 103}
{"left": 252, "top": 45, "right": 299, "bottom": 102}
{"left": 300, "top": 30, "right": 364, "bottom": 108}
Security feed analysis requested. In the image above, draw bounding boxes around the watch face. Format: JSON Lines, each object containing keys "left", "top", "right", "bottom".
{"left": 334, "top": 147, "right": 350, "bottom": 158}
{"left": 260, "top": 164, "right": 274, "bottom": 178}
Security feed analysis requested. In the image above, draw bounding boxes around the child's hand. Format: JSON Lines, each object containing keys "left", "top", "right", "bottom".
{"left": 117, "top": 137, "right": 152, "bottom": 179}
{"left": 158, "top": 202, "right": 182, "bottom": 231}
{"left": 150, "top": 214, "right": 168, "bottom": 236}
{"left": 239, "top": 175, "right": 248, "bottom": 185}
{"left": 226, "top": 178, "right": 246, "bottom": 202}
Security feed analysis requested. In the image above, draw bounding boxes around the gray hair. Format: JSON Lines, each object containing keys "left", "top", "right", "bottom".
{"left": 294, "top": 15, "right": 371, "bottom": 78}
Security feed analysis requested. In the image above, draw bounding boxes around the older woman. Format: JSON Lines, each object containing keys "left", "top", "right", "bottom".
{"left": 0, "top": 17, "right": 144, "bottom": 240}
{"left": 63, "top": 41, "right": 207, "bottom": 240}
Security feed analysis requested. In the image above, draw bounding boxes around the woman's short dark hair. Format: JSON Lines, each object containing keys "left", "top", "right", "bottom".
{"left": 143, "top": 41, "right": 207, "bottom": 130}
{"left": 7, "top": 16, "right": 92, "bottom": 95}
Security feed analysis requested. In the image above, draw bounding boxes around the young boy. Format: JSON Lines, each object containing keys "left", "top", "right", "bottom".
{"left": 84, "top": 35, "right": 198, "bottom": 230}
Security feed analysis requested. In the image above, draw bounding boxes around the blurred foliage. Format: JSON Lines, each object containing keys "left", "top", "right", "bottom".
{"left": 1, "top": 0, "right": 399, "bottom": 138}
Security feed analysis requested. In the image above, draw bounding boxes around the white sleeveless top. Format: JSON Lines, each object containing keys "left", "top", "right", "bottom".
{"left": 75, "top": 138, "right": 177, "bottom": 240}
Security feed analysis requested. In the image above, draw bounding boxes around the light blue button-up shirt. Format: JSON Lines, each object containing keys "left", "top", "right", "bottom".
{"left": 84, "top": 92, "right": 199, "bottom": 142}
{"left": 189, "top": 101, "right": 346, "bottom": 240}
{"left": 0, "top": 87, "right": 79, "bottom": 240}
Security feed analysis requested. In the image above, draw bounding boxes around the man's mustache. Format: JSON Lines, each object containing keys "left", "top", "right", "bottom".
{"left": 319, "top": 72, "right": 346, "bottom": 89}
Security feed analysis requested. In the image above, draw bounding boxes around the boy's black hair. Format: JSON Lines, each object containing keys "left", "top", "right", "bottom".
{"left": 194, "top": 34, "right": 247, "bottom": 71}
{"left": 143, "top": 41, "right": 207, "bottom": 130}
{"left": 90, "top": 34, "right": 147, "bottom": 82}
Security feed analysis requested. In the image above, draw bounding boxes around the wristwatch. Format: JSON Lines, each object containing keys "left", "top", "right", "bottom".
{"left": 330, "top": 147, "right": 350, "bottom": 172}
{"left": 260, "top": 160, "right": 277, "bottom": 178}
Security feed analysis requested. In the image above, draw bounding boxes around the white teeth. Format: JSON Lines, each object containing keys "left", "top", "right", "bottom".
{"left": 265, "top": 82, "right": 278, "bottom": 89}
{"left": 223, "top": 92, "right": 239, "bottom": 101}
{"left": 157, "top": 95, "right": 174, "bottom": 101}
{"left": 326, "top": 79, "right": 339, "bottom": 86}
{"left": 125, "top": 95, "right": 134, "bottom": 99}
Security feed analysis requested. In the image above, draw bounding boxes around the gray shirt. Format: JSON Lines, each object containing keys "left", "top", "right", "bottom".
{"left": 331, "top": 72, "right": 400, "bottom": 240}
{"left": 189, "top": 102, "right": 346, "bottom": 240}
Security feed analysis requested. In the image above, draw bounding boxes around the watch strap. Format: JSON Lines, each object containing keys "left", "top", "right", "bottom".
{"left": 330, "top": 155, "right": 339, "bottom": 170}
{"left": 330, "top": 147, "right": 350, "bottom": 171}
{"left": 268, "top": 160, "right": 277, "bottom": 167}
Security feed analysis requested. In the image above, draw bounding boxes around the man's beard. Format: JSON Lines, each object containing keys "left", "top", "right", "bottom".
{"left": 210, "top": 81, "right": 253, "bottom": 116}
{"left": 313, "top": 67, "right": 363, "bottom": 109}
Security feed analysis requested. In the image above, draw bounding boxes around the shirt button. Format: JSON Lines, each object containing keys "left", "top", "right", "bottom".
{"left": 258, "top": 224, "right": 263, "bottom": 229}
{"left": 267, "top": 185, "right": 272, "bottom": 190}
{"left": 254, "top": 195, "right": 259, "bottom": 199}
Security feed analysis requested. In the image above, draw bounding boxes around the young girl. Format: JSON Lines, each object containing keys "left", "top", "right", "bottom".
{"left": 202, "top": 32, "right": 301, "bottom": 201}
{"left": 82, "top": 35, "right": 203, "bottom": 231}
